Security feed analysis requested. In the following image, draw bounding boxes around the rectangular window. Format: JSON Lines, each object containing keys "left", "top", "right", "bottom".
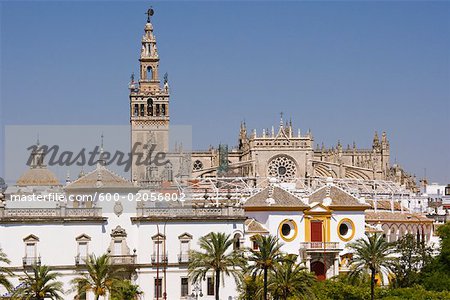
{"left": 181, "top": 277, "right": 189, "bottom": 297}
{"left": 445, "top": 186, "right": 450, "bottom": 196}
{"left": 153, "top": 240, "right": 164, "bottom": 260}
{"left": 252, "top": 240, "right": 259, "bottom": 250}
{"left": 78, "top": 242, "right": 88, "bottom": 258}
{"left": 207, "top": 277, "right": 214, "bottom": 296}
{"left": 114, "top": 241, "right": 122, "bottom": 255}
{"left": 154, "top": 278, "right": 162, "bottom": 298}
{"left": 180, "top": 240, "right": 189, "bottom": 254}
{"left": 26, "top": 243, "right": 35, "bottom": 258}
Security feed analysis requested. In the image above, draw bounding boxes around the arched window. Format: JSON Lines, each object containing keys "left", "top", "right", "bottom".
{"left": 147, "top": 66, "right": 153, "bottom": 80}
{"left": 161, "top": 104, "right": 166, "bottom": 116}
{"left": 165, "top": 162, "right": 173, "bottom": 182}
{"left": 233, "top": 233, "right": 241, "bottom": 250}
{"left": 147, "top": 98, "right": 153, "bottom": 116}
{"left": 390, "top": 225, "right": 397, "bottom": 242}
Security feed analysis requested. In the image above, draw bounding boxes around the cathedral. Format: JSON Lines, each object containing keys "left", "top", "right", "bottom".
{"left": 128, "top": 10, "right": 417, "bottom": 192}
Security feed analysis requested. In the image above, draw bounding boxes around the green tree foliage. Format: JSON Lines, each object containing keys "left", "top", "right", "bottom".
{"left": 347, "top": 233, "right": 396, "bottom": 300}
{"left": 391, "top": 233, "right": 433, "bottom": 288}
{"left": 421, "top": 222, "right": 450, "bottom": 291}
{"left": 247, "top": 235, "right": 283, "bottom": 300}
{"left": 267, "top": 254, "right": 316, "bottom": 300}
{"left": 238, "top": 274, "right": 263, "bottom": 300}
{"left": 13, "top": 265, "right": 64, "bottom": 300}
{"left": 188, "top": 232, "right": 246, "bottom": 300}
{"left": 0, "top": 248, "right": 13, "bottom": 292}
{"left": 71, "top": 254, "right": 122, "bottom": 300}
{"left": 382, "top": 285, "right": 450, "bottom": 300}
{"left": 111, "top": 280, "right": 143, "bottom": 300}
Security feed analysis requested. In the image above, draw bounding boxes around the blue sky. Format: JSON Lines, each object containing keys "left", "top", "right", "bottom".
{"left": 1, "top": 1, "right": 449, "bottom": 183}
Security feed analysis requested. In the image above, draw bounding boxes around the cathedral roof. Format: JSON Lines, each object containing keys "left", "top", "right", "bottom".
{"left": 307, "top": 185, "right": 369, "bottom": 210}
{"left": 16, "top": 167, "right": 60, "bottom": 187}
{"left": 366, "top": 199, "right": 403, "bottom": 211}
{"left": 243, "top": 186, "right": 308, "bottom": 211}
{"left": 65, "top": 164, "right": 135, "bottom": 191}
{"left": 365, "top": 211, "right": 433, "bottom": 223}
{"left": 245, "top": 218, "right": 269, "bottom": 233}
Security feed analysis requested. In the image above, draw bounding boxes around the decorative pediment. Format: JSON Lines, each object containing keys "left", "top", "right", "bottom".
{"left": 152, "top": 233, "right": 166, "bottom": 241}
{"left": 23, "top": 234, "right": 39, "bottom": 242}
{"left": 305, "top": 203, "right": 332, "bottom": 214}
{"left": 178, "top": 233, "right": 193, "bottom": 241}
{"left": 75, "top": 234, "right": 92, "bottom": 242}
{"left": 111, "top": 225, "right": 127, "bottom": 238}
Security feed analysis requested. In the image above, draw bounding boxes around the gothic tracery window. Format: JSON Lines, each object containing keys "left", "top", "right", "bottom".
{"left": 267, "top": 155, "right": 297, "bottom": 181}
{"left": 193, "top": 160, "right": 203, "bottom": 171}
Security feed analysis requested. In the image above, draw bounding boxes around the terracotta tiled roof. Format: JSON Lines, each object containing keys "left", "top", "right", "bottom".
{"left": 245, "top": 218, "right": 269, "bottom": 233}
{"left": 65, "top": 165, "right": 135, "bottom": 190}
{"left": 307, "top": 185, "right": 369, "bottom": 208}
{"left": 366, "top": 199, "right": 403, "bottom": 211}
{"left": 365, "top": 224, "right": 383, "bottom": 233}
{"left": 16, "top": 167, "right": 60, "bottom": 187}
{"left": 243, "top": 186, "right": 308, "bottom": 209}
{"left": 365, "top": 211, "right": 433, "bottom": 223}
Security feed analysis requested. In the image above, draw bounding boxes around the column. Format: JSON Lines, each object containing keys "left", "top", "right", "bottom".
{"left": 306, "top": 254, "right": 311, "bottom": 271}
{"left": 334, "top": 255, "right": 339, "bottom": 277}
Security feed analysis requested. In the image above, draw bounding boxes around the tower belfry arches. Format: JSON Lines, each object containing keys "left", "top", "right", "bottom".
{"left": 130, "top": 8, "right": 170, "bottom": 184}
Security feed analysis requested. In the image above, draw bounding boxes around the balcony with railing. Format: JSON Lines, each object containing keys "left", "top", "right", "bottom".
{"left": 151, "top": 253, "right": 168, "bottom": 264}
{"left": 74, "top": 255, "right": 89, "bottom": 265}
{"left": 300, "top": 242, "right": 341, "bottom": 252}
{"left": 108, "top": 255, "right": 137, "bottom": 265}
{"left": 178, "top": 253, "right": 190, "bottom": 263}
{"left": 22, "top": 256, "right": 41, "bottom": 266}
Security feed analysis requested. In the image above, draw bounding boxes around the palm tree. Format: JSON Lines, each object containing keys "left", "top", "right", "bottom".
{"left": 111, "top": 280, "right": 143, "bottom": 300}
{"left": 188, "top": 232, "right": 246, "bottom": 300}
{"left": 267, "top": 254, "right": 316, "bottom": 300}
{"left": 347, "top": 233, "right": 396, "bottom": 300}
{"left": 13, "top": 265, "right": 64, "bottom": 300}
{"left": 0, "top": 248, "right": 13, "bottom": 292}
{"left": 71, "top": 254, "right": 122, "bottom": 300}
{"left": 247, "top": 235, "right": 283, "bottom": 300}
{"left": 238, "top": 274, "right": 263, "bottom": 300}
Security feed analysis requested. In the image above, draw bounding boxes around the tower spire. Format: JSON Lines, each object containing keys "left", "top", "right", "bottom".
{"left": 139, "top": 7, "right": 160, "bottom": 91}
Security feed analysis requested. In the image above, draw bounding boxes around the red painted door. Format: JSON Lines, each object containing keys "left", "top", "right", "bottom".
{"left": 311, "top": 221, "right": 323, "bottom": 242}
{"left": 311, "top": 261, "right": 326, "bottom": 281}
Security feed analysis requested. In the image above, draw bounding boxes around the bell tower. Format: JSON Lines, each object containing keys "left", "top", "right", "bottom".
{"left": 130, "top": 8, "right": 170, "bottom": 183}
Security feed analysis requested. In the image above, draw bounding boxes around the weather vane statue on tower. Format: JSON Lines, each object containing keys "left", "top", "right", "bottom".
{"left": 146, "top": 7, "right": 154, "bottom": 23}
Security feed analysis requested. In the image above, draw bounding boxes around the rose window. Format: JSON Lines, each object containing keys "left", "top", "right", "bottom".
{"left": 268, "top": 155, "right": 297, "bottom": 181}
{"left": 193, "top": 160, "right": 203, "bottom": 171}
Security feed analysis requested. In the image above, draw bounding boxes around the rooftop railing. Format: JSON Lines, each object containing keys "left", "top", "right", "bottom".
{"left": 0, "top": 207, "right": 102, "bottom": 218}
{"left": 137, "top": 206, "right": 245, "bottom": 218}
